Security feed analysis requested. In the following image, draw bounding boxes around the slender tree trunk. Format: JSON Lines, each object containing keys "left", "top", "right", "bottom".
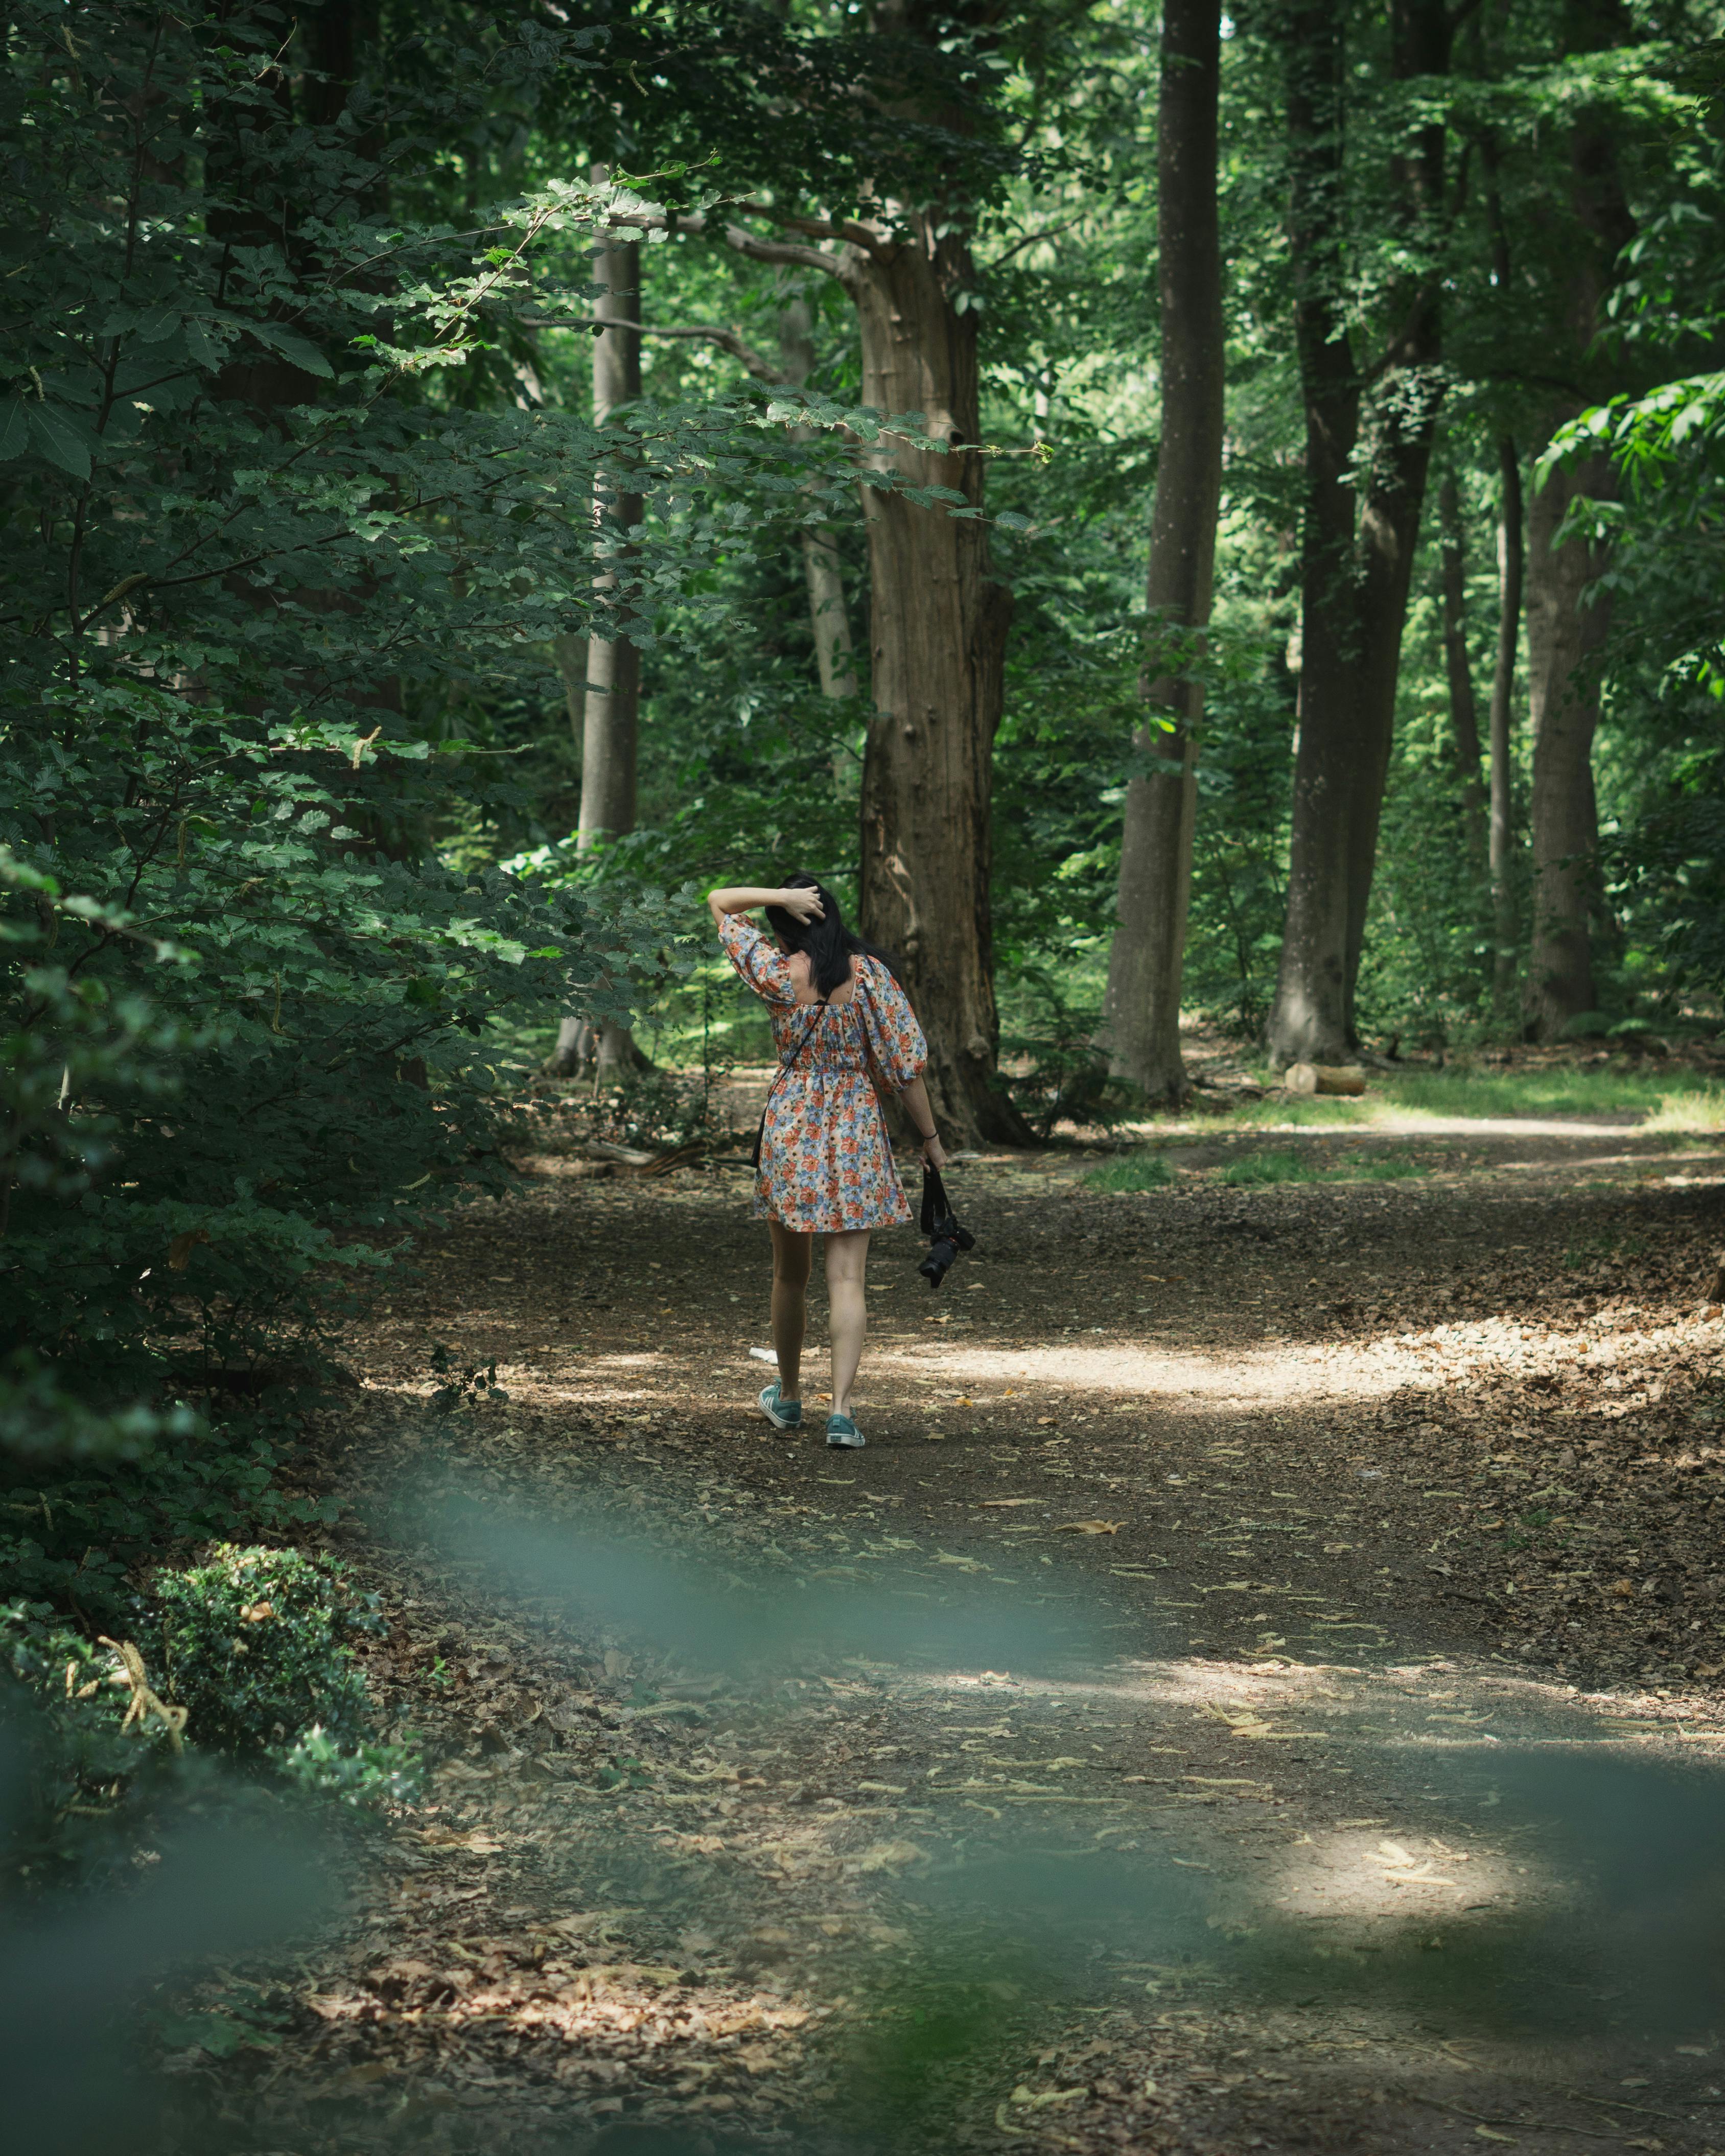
{"left": 1437, "top": 468, "right": 1488, "bottom": 872}
{"left": 1488, "top": 435, "right": 1523, "bottom": 1021}
{"left": 579, "top": 201, "right": 642, "bottom": 855}
{"left": 1523, "top": 443, "right": 1614, "bottom": 1038}
{"left": 1102, "top": 0, "right": 1224, "bottom": 1105}
{"left": 777, "top": 298, "right": 859, "bottom": 707}
{"left": 1267, "top": 0, "right": 1451, "bottom": 1066}
{"left": 573, "top": 185, "right": 643, "bottom": 1078}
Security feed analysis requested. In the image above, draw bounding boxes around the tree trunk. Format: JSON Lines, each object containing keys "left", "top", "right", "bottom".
{"left": 575, "top": 183, "right": 642, "bottom": 1080}
{"left": 852, "top": 233, "right": 1028, "bottom": 1148}
{"left": 578, "top": 194, "right": 642, "bottom": 855}
{"left": 1102, "top": 0, "right": 1224, "bottom": 1106}
{"left": 1523, "top": 443, "right": 1615, "bottom": 1038}
{"left": 1437, "top": 468, "right": 1488, "bottom": 873}
{"left": 1521, "top": 25, "right": 1635, "bottom": 1042}
{"left": 777, "top": 298, "right": 859, "bottom": 706}
{"left": 1266, "top": 0, "right": 1451, "bottom": 1067}
{"left": 1488, "top": 435, "right": 1523, "bottom": 1021}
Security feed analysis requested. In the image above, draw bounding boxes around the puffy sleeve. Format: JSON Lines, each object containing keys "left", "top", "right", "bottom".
{"left": 857, "top": 958, "right": 926, "bottom": 1091}
{"left": 718, "top": 912, "right": 797, "bottom": 1009}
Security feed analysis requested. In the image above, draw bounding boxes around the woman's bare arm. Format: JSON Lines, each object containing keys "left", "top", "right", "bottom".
{"left": 706, "top": 885, "right": 824, "bottom": 928}
{"left": 898, "top": 1074, "right": 947, "bottom": 1171}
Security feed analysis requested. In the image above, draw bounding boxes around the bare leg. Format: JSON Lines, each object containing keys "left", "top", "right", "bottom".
{"left": 826, "top": 1230, "right": 871, "bottom": 1418}
{"left": 769, "top": 1221, "right": 812, "bottom": 1402}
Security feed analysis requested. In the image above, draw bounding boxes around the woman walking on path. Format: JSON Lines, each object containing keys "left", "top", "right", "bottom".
{"left": 708, "top": 876, "right": 947, "bottom": 1449}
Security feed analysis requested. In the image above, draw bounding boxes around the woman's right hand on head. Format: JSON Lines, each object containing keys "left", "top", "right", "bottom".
{"left": 776, "top": 886, "right": 825, "bottom": 925}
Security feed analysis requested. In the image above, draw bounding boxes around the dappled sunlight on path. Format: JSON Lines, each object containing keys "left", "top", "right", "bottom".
{"left": 240, "top": 1126, "right": 1725, "bottom": 2155}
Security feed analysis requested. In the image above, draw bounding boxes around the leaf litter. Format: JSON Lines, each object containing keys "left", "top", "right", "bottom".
{"left": 162, "top": 1115, "right": 1725, "bottom": 2154}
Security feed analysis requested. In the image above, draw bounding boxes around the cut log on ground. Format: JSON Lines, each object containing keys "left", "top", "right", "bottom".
{"left": 1284, "top": 1063, "right": 1368, "bottom": 1097}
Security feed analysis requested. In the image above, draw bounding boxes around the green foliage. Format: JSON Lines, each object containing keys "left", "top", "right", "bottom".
{"left": 0, "top": 1411, "right": 335, "bottom": 1623}
{"left": 0, "top": 1603, "right": 195, "bottom": 1885}
{"left": 0, "top": 0, "right": 896, "bottom": 1516}
{"left": 275, "top": 1725, "right": 423, "bottom": 1811}
{"left": 997, "top": 970, "right": 1132, "bottom": 1138}
{"left": 151, "top": 1544, "right": 382, "bottom": 1757}
{"left": 2, "top": 1545, "right": 414, "bottom": 1894}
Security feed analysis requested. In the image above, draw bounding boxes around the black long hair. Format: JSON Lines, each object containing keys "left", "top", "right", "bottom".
{"left": 764, "top": 874, "right": 906, "bottom": 1001}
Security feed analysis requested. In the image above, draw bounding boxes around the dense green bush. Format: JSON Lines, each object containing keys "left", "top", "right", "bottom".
{"left": 2, "top": 1542, "right": 416, "bottom": 1887}
{"left": 152, "top": 1545, "right": 384, "bottom": 1757}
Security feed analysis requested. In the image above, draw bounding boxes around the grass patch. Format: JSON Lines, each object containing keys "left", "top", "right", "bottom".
{"left": 1219, "top": 1149, "right": 1311, "bottom": 1186}
{"left": 1216, "top": 1149, "right": 1430, "bottom": 1186}
{"left": 1642, "top": 1082, "right": 1725, "bottom": 1134}
{"left": 1090, "top": 1145, "right": 1432, "bottom": 1191}
{"left": 1086, "top": 1151, "right": 1174, "bottom": 1192}
{"left": 1346, "top": 1153, "right": 1431, "bottom": 1181}
{"left": 1215, "top": 1064, "right": 1725, "bottom": 1133}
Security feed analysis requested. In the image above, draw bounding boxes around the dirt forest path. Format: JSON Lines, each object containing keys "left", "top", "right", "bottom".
{"left": 208, "top": 1120, "right": 1725, "bottom": 2156}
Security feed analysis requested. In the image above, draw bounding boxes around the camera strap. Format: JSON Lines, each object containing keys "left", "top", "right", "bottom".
{"left": 920, "top": 1164, "right": 953, "bottom": 1234}
{"left": 751, "top": 1001, "right": 825, "bottom": 1170}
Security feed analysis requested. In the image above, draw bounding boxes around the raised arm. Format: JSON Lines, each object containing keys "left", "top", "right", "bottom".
{"left": 706, "top": 885, "right": 824, "bottom": 928}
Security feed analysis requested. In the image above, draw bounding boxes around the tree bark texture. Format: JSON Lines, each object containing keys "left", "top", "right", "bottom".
{"left": 1437, "top": 469, "right": 1488, "bottom": 874}
{"left": 1266, "top": 0, "right": 1451, "bottom": 1068}
{"left": 1523, "top": 444, "right": 1615, "bottom": 1038}
{"left": 572, "top": 193, "right": 643, "bottom": 1079}
{"left": 852, "top": 230, "right": 1024, "bottom": 1145}
{"left": 1102, "top": 0, "right": 1225, "bottom": 1106}
{"left": 578, "top": 198, "right": 642, "bottom": 856}
{"left": 1520, "top": 15, "right": 1636, "bottom": 1040}
{"left": 1488, "top": 436, "right": 1523, "bottom": 1019}
{"left": 777, "top": 299, "right": 860, "bottom": 705}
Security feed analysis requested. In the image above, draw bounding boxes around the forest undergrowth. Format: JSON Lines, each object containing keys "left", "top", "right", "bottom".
{"left": 130, "top": 1072, "right": 1725, "bottom": 2156}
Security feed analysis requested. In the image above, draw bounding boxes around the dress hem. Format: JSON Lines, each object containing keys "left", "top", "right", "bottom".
{"left": 752, "top": 1202, "right": 913, "bottom": 1233}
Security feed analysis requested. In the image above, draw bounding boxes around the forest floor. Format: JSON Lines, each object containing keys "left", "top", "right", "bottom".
{"left": 181, "top": 1082, "right": 1725, "bottom": 2156}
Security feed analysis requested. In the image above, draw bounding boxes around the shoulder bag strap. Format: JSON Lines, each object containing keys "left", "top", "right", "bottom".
{"left": 751, "top": 999, "right": 824, "bottom": 1169}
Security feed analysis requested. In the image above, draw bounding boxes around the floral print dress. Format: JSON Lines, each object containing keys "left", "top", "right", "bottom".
{"left": 719, "top": 913, "right": 927, "bottom": 1233}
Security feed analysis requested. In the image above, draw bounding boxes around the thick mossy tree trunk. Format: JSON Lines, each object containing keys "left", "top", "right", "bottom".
{"left": 1101, "top": 0, "right": 1225, "bottom": 1108}
{"left": 852, "top": 231, "right": 1026, "bottom": 1145}
{"left": 1265, "top": 0, "right": 1451, "bottom": 1068}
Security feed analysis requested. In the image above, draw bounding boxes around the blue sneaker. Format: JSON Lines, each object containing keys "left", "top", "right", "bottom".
{"left": 758, "top": 1381, "right": 802, "bottom": 1431}
{"left": 825, "top": 1412, "right": 865, "bottom": 1450}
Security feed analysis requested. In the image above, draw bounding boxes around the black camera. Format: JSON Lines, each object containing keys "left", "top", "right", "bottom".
{"left": 918, "top": 1166, "right": 975, "bottom": 1290}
